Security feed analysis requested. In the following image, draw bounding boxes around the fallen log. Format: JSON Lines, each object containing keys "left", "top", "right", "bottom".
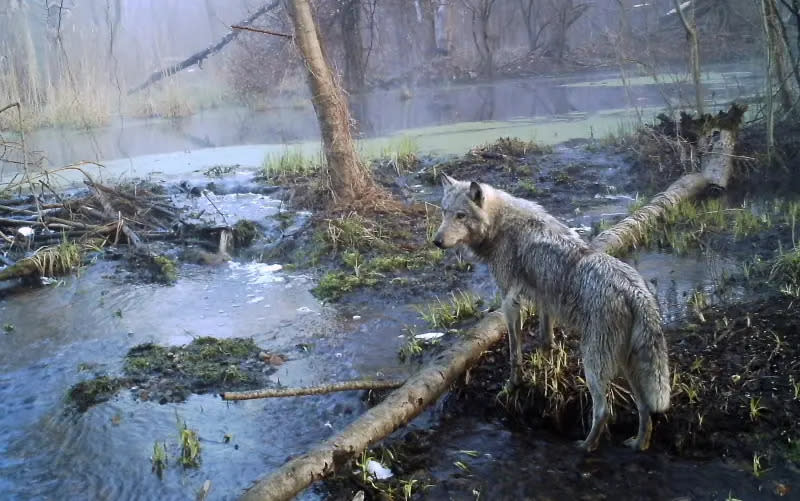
{"left": 591, "top": 104, "right": 746, "bottom": 255}
{"left": 240, "top": 313, "right": 506, "bottom": 501}
{"left": 240, "top": 105, "right": 745, "bottom": 501}
{"left": 223, "top": 379, "right": 406, "bottom": 401}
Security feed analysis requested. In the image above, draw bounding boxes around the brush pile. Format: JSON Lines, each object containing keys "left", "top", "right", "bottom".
{"left": 0, "top": 175, "right": 180, "bottom": 282}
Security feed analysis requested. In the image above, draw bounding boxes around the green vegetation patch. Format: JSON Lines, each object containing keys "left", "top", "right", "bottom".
{"left": 67, "top": 376, "right": 126, "bottom": 412}
{"left": 68, "top": 337, "right": 277, "bottom": 412}
{"left": 232, "top": 219, "right": 260, "bottom": 249}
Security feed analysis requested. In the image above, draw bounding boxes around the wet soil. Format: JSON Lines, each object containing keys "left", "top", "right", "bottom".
{"left": 268, "top": 136, "right": 800, "bottom": 500}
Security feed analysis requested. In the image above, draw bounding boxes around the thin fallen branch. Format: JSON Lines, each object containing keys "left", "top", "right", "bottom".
{"left": 128, "top": 1, "right": 280, "bottom": 95}
{"left": 231, "top": 25, "right": 293, "bottom": 39}
{"left": 85, "top": 181, "right": 143, "bottom": 248}
{"left": 241, "top": 313, "right": 507, "bottom": 501}
{"left": 223, "top": 379, "right": 406, "bottom": 400}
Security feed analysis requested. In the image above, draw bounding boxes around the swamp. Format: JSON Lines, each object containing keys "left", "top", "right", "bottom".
{"left": 1, "top": 1, "right": 799, "bottom": 500}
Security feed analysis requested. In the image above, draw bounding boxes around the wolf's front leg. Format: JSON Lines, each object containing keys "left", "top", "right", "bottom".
{"left": 501, "top": 291, "right": 524, "bottom": 388}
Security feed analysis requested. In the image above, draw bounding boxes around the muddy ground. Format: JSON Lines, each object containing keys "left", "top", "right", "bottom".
{"left": 36, "top": 129, "right": 800, "bottom": 500}
{"left": 253, "top": 135, "right": 800, "bottom": 500}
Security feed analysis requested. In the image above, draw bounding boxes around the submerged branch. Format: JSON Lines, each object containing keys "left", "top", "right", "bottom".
{"left": 222, "top": 379, "right": 406, "bottom": 400}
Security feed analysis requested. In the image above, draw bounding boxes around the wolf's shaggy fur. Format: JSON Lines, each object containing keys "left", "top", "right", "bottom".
{"left": 434, "top": 175, "right": 671, "bottom": 451}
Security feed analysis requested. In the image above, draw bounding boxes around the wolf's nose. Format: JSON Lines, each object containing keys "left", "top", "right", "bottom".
{"left": 433, "top": 238, "right": 444, "bottom": 248}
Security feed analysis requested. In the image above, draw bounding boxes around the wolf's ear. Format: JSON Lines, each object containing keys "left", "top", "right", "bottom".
{"left": 469, "top": 182, "right": 483, "bottom": 207}
{"left": 441, "top": 173, "right": 456, "bottom": 187}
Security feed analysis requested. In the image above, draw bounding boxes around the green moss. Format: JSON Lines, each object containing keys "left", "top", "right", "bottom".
{"left": 124, "top": 337, "right": 261, "bottom": 390}
{"left": 232, "top": 219, "right": 259, "bottom": 248}
{"left": 148, "top": 255, "right": 178, "bottom": 285}
{"left": 67, "top": 376, "right": 124, "bottom": 412}
{"left": 313, "top": 271, "right": 378, "bottom": 300}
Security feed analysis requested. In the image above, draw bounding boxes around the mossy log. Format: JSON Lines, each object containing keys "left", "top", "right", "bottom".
{"left": 240, "top": 104, "right": 746, "bottom": 501}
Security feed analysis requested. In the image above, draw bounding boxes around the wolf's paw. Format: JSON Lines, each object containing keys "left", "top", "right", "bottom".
{"left": 623, "top": 436, "right": 649, "bottom": 451}
{"left": 574, "top": 439, "right": 598, "bottom": 452}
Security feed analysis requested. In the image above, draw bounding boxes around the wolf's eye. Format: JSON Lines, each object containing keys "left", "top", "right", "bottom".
{"left": 455, "top": 212, "right": 466, "bottom": 220}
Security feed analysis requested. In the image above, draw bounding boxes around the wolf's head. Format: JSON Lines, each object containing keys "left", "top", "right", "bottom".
{"left": 433, "top": 174, "right": 491, "bottom": 249}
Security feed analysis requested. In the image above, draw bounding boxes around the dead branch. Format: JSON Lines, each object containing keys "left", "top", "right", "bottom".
{"left": 85, "top": 181, "right": 143, "bottom": 248}
{"left": 240, "top": 313, "right": 507, "bottom": 501}
{"left": 128, "top": 1, "right": 280, "bottom": 95}
{"left": 223, "top": 379, "right": 405, "bottom": 401}
{"left": 231, "top": 25, "right": 293, "bottom": 39}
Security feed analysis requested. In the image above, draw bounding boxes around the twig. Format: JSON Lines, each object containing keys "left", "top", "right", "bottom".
{"left": 85, "top": 181, "right": 143, "bottom": 248}
{"left": 222, "top": 379, "right": 406, "bottom": 401}
{"left": 231, "top": 25, "right": 293, "bottom": 39}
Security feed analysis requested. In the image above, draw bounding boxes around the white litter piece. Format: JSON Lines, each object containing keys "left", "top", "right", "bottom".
{"left": 17, "top": 226, "right": 34, "bottom": 238}
{"left": 352, "top": 315, "right": 362, "bottom": 320}
{"left": 247, "top": 296, "right": 265, "bottom": 304}
{"left": 40, "top": 277, "right": 58, "bottom": 285}
{"left": 366, "top": 460, "right": 393, "bottom": 480}
{"left": 415, "top": 332, "right": 445, "bottom": 341}
{"left": 296, "top": 306, "right": 313, "bottom": 313}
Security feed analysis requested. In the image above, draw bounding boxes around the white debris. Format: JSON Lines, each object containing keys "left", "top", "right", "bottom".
{"left": 415, "top": 332, "right": 445, "bottom": 341}
{"left": 352, "top": 315, "right": 362, "bottom": 320}
{"left": 227, "top": 261, "right": 284, "bottom": 285}
{"left": 366, "top": 460, "right": 393, "bottom": 480}
{"left": 296, "top": 306, "right": 313, "bottom": 313}
{"left": 666, "top": 1, "right": 690, "bottom": 16}
{"left": 17, "top": 226, "right": 34, "bottom": 238}
{"left": 247, "top": 296, "right": 265, "bottom": 304}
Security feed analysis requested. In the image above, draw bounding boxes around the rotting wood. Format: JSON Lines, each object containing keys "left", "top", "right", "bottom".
{"left": 239, "top": 105, "right": 746, "bottom": 501}
{"left": 592, "top": 104, "right": 746, "bottom": 255}
{"left": 223, "top": 379, "right": 406, "bottom": 401}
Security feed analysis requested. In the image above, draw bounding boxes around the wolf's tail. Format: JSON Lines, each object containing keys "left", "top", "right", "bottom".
{"left": 629, "top": 292, "right": 671, "bottom": 413}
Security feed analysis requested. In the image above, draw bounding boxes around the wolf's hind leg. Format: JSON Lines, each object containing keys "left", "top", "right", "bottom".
{"left": 539, "top": 311, "right": 554, "bottom": 349}
{"left": 623, "top": 375, "right": 653, "bottom": 451}
{"left": 501, "top": 291, "right": 524, "bottom": 387}
{"left": 576, "top": 354, "right": 611, "bottom": 452}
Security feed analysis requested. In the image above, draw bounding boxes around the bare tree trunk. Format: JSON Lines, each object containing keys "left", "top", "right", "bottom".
{"left": 674, "top": 0, "right": 704, "bottom": 115}
{"left": 341, "top": 0, "right": 366, "bottom": 92}
{"left": 289, "top": 0, "right": 374, "bottom": 205}
{"left": 464, "top": 0, "right": 497, "bottom": 76}
{"left": 763, "top": 0, "right": 797, "bottom": 112}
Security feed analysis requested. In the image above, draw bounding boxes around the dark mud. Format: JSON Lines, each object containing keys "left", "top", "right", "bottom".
{"left": 68, "top": 337, "right": 285, "bottom": 411}
{"left": 262, "top": 136, "right": 800, "bottom": 500}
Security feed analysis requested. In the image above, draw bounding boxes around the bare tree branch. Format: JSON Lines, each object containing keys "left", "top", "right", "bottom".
{"left": 128, "top": 1, "right": 280, "bottom": 95}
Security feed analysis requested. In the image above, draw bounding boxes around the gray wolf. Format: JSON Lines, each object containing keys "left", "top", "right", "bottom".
{"left": 433, "top": 175, "right": 671, "bottom": 451}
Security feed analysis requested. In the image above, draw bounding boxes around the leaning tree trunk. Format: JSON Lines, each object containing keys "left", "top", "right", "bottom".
{"left": 289, "top": 0, "right": 374, "bottom": 205}
{"left": 240, "top": 105, "right": 745, "bottom": 501}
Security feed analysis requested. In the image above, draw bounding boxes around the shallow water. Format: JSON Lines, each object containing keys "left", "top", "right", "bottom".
{"left": 0, "top": 252, "right": 418, "bottom": 500}
{"left": 3, "top": 64, "right": 762, "bottom": 187}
